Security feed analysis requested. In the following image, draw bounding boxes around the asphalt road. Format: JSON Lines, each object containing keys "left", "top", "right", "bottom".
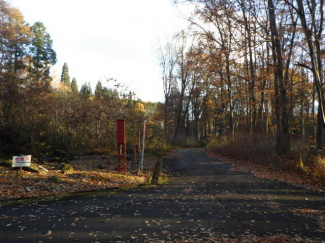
{"left": 1, "top": 148, "right": 325, "bottom": 242}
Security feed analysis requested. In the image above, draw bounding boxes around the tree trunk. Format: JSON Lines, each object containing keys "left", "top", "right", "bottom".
{"left": 268, "top": 0, "right": 290, "bottom": 155}
{"left": 241, "top": 2, "right": 256, "bottom": 135}
{"left": 295, "top": 0, "right": 325, "bottom": 150}
{"left": 225, "top": 54, "right": 234, "bottom": 140}
{"left": 164, "top": 95, "right": 169, "bottom": 134}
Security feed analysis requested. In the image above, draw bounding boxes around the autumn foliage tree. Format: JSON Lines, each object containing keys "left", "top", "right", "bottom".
{"left": 0, "top": 0, "right": 163, "bottom": 157}
{"left": 162, "top": 0, "right": 325, "bottom": 157}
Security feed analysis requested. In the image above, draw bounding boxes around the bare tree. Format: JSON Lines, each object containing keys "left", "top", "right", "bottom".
{"left": 158, "top": 35, "right": 178, "bottom": 135}
{"left": 291, "top": 0, "right": 325, "bottom": 151}
{"left": 172, "top": 31, "right": 196, "bottom": 143}
{"left": 267, "top": 0, "right": 292, "bottom": 155}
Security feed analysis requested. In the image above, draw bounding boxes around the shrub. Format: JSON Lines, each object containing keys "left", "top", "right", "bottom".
{"left": 207, "top": 135, "right": 277, "bottom": 164}
{"left": 182, "top": 138, "right": 200, "bottom": 148}
{"left": 145, "top": 136, "right": 172, "bottom": 157}
{"left": 61, "top": 164, "right": 74, "bottom": 174}
{"left": 207, "top": 135, "right": 325, "bottom": 181}
{"left": 57, "top": 163, "right": 74, "bottom": 174}
{"left": 311, "top": 157, "right": 325, "bottom": 179}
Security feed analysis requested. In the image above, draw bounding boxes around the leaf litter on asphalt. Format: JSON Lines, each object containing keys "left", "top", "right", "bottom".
{"left": 2, "top": 150, "right": 325, "bottom": 242}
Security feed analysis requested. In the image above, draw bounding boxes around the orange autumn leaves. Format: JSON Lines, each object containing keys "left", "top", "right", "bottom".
{"left": 0, "top": 156, "right": 157, "bottom": 200}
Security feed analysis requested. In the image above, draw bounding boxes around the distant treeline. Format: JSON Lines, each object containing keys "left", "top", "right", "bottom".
{"left": 0, "top": 0, "right": 165, "bottom": 157}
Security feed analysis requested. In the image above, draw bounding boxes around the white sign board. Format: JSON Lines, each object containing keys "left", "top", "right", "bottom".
{"left": 12, "top": 155, "right": 32, "bottom": 167}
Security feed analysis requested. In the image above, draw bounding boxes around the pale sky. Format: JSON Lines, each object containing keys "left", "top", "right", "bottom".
{"left": 8, "top": 0, "right": 192, "bottom": 102}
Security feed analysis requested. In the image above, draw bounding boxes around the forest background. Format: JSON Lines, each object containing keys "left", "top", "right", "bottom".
{"left": 2, "top": 0, "right": 325, "bottom": 182}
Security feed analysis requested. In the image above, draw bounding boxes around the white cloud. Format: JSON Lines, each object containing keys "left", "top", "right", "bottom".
{"left": 9, "top": 0, "right": 193, "bottom": 102}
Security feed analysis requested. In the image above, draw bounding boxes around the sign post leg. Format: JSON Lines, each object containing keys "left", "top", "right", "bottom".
{"left": 117, "top": 143, "right": 126, "bottom": 175}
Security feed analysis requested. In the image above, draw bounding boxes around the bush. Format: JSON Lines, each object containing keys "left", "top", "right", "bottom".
{"left": 170, "top": 135, "right": 201, "bottom": 148}
{"left": 145, "top": 135, "right": 172, "bottom": 158}
{"left": 207, "top": 135, "right": 277, "bottom": 164}
{"left": 207, "top": 135, "right": 325, "bottom": 180}
{"left": 311, "top": 157, "right": 325, "bottom": 179}
{"left": 57, "top": 163, "right": 74, "bottom": 174}
{"left": 61, "top": 164, "right": 74, "bottom": 174}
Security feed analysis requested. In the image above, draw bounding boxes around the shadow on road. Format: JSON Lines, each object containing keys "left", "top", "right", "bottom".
{"left": 0, "top": 148, "right": 325, "bottom": 242}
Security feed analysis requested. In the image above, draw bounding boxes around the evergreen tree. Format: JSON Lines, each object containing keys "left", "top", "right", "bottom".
{"left": 61, "top": 62, "right": 70, "bottom": 86}
{"left": 71, "top": 77, "right": 78, "bottom": 93}
{"left": 102, "top": 87, "right": 109, "bottom": 96}
{"left": 42, "top": 67, "right": 52, "bottom": 86}
{"left": 30, "top": 22, "right": 56, "bottom": 71}
{"left": 80, "top": 82, "right": 92, "bottom": 99}
{"left": 127, "top": 91, "right": 134, "bottom": 108}
{"left": 95, "top": 81, "right": 103, "bottom": 98}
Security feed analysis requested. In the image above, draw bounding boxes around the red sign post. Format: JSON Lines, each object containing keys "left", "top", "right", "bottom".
{"left": 116, "top": 119, "right": 127, "bottom": 174}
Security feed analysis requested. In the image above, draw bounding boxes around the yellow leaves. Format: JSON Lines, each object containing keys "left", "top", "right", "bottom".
{"left": 10, "top": 8, "right": 24, "bottom": 23}
{"left": 207, "top": 98, "right": 214, "bottom": 110}
{"left": 0, "top": 3, "right": 33, "bottom": 44}
{"left": 135, "top": 102, "right": 145, "bottom": 112}
{"left": 151, "top": 220, "right": 162, "bottom": 226}
{"left": 41, "top": 230, "right": 52, "bottom": 237}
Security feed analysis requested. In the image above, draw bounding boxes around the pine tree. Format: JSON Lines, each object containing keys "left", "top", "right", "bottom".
{"left": 127, "top": 91, "right": 134, "bottom": 108}
{"left": 80, "top": 82, "right": 92, "bottom": 99}
{"left": 95, "top": 81, "right": 103, "bottom": 98}
{"left": 30, "top": 22, "right": 56, "bottom": 71}
{"left": 71, "top": 77, "right": 78, "bottom": 93}
{"left": 61, "top": 62, "right": 70, "bottom": 86}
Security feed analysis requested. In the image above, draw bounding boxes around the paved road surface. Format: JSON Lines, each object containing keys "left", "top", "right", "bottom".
{"left": 1, "top": 148, "right": 325, "bottom": 242}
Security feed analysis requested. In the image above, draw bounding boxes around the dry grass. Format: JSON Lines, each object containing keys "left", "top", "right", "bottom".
{"left": 0, "top": 155, "right": 159, "bottom": 201}
{"left": 207, "top": 136, "right": 325, "bottom": 192}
